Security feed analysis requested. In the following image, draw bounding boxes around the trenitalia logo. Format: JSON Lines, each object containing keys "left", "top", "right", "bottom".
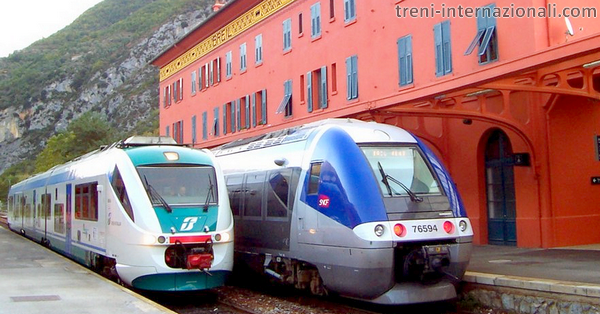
{"left": 180, "top": 217, "right": 199, "bottom": 231}
{"left": 395, "top": 3, "right": 597, "bottom": 19}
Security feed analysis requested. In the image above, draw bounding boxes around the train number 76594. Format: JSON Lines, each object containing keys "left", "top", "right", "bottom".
{"left": 412, "top": 225, "right": 438, "bottom": 233}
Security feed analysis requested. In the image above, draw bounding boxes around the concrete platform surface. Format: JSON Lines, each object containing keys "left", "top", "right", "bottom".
{"left": 465, "top": 244, "right": 600, "bottom": 298}
{"left": 0, "top": 225, "right": 174, "bottom": 314}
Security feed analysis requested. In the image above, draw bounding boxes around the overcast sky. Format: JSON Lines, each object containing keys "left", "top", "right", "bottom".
{"left": 0, "top": 0, "right": 104, "bottom": 58}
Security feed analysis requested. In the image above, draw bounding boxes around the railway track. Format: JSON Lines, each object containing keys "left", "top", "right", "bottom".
{"left": 146, "top": 285, "right": 382, "bottom": 314}
{"left": 146, "top": 283, "right": 469, "bottom": 314}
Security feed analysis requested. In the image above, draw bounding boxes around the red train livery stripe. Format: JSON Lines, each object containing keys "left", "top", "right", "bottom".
{"left": 169, "top": 235, "right": 211, "bottom": 244}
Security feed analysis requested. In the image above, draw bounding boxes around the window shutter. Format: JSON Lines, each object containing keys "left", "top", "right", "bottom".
{"left": 346, "top": 57, "right": 352, "bottom": 100}
{"left": 191, "top": 115, "right": 197, "bottom": 144}
{"left": 351, "top": 56, "right": 358, "bottom": 99}
{"left": 179, "top": 79, "right": 183, "bottom": 100}
{"left": 320, "top": 66, "right": 328, "bottom": 109}
{"left": 434, "top": 23, "right": 443, "bottom": 76}
{"left": 406, "top": 36, "right": 413, "bottom": 84}
{"left": 307, "top": 71, "right": 313, "bottom": 112}
{"left": 202, "top": 112, "right": 207, "bottom": 140}
{"left": 235, "top": 99, "right": 241, "bottom": 131}
{"left": 344, "top": 0, "right": 350, "bottom": 21}
{"left": 209, "top": 62, "right": 214, "bottom": 85}
{"left": 222, "top": 104, "right": 228, "bottom": 135}
{"left": 245, "top": 95, "right": 250, "bottom": 129}
{"left": 252, "top": 93, "right": 257, "bottom": 127}
{"left": 442, "top": 21, "right": 452, "bottom": 74}
{"left": 261, "top": 89, "right": 267, "bottom": 124}
{"left": 398, "top": 36, "right": 413, "bottom": 86}
{"left": 214, "top": 107, "right": 219, "bottom": 136}
{"left": 230, "top": 101, "right": 236, "bottom": 133}
{"left": 205, "top": 64, "right": 209, "bottom": 88}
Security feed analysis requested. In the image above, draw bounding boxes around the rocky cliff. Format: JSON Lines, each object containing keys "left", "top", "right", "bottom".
{"left": 0, "top": 1, "right": 212, "bottom": 174}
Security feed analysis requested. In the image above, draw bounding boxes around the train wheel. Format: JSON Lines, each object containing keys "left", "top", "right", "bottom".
{"left": 309, "top": 272, "right": 327, "bottom": 296}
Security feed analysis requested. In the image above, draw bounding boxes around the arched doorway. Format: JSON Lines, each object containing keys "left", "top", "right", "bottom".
{"left": 485, "top": 130, "right": 517, "bottom": 246}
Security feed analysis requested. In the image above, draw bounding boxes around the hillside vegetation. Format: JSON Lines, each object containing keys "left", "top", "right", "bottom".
{"left": 0, "top": 0, "right": 208, "bottom": 110}
{"left": 0, "top": 0, "right": 214, "bottom": 200}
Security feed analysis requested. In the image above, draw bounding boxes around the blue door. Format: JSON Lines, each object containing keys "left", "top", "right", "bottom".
{"left": 485, "top": 130, "right": 517, "bottom": 246}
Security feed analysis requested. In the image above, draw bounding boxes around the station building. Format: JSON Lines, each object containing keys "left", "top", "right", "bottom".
{"left": 152, "top": 0, "right": 600, "bottom": 248}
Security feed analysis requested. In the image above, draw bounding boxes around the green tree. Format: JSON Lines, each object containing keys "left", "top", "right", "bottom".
{"left": 0, "top": 160, "right": 35, "bottom": 204}
{"left": 34, "top": 131, "right": 77, "bottom": 173}
{"left": 34, "top": 112, "right": 121, "bottom": 173}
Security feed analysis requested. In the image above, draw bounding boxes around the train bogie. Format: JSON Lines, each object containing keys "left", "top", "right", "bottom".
{"left": 213, "top": 119, "right": 473, "bottom": 305}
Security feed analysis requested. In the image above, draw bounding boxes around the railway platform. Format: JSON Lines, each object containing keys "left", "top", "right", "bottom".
{"left": 0, "top": 224, "right": 174, "bottom": 314}
{"left": 464, "top": 244, "right": 600, "bottom": 313}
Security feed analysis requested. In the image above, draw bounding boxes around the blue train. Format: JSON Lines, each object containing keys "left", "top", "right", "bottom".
{"left": 7, "top": 136, "right": 233, "bottom": 291}
{"left": 213, "top": 119, "right": 473, "bottom": 304}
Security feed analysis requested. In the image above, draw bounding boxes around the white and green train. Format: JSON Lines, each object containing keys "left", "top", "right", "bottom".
{"left": 7, "top": 136, "right": 233, "bottom": 291}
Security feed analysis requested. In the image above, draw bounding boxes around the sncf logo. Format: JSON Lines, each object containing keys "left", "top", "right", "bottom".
{"left": 318, "top": 195, "right": 330, "bottom": 208}
{"left": 180, "top": 217, "right": 199, "bottom": 231}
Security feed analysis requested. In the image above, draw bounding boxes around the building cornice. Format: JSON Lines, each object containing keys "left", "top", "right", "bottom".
{"left": 159, "top": 0, "right": 296, "bottom": 82}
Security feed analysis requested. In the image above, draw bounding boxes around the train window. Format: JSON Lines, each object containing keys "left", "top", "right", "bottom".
{"left": 361, "top": 146, "right": 441, "bottom": 197}
{"left": 308, "top": 162, "right": 322, "bottom": 195}
{"left": 266, "top": 170, "right": 291, "bottom": 218}
{"left": 137, "top": 166, "right": 218, "bottom": 207}
{"left": 15, "top": 195, "right": 24, "bottom": 218}
{"left": 25, "top": 203, "right": 32, "bottom": 219}
{"left": 42, "top": 193, "right": 51, "bottom": 220}
{"left": 226, "top": 175, "right": 244, "bottom": 216}
{"left": 111, "top": 167, "right": 134, "bottom": 222}
{"left": 75, "top": 182, "right": 98, "bottom": 221}
{"left": 54, "top": 204, "right": 65, "bottom": 234}
{"left": 244, "top": 173, "right": 265, "bottom": 217}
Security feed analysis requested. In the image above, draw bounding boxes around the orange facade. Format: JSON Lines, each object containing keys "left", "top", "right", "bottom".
{"left": 152, "top": 0, "right": 600, "bottom": 248}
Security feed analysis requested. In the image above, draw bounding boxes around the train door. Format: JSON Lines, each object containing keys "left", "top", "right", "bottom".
{"left": 485, "top": 130, "right": 517, "bottom": 246}
{"left": 65, "top": 184, "right": 73, "bottom": 254}
{"left": 297, "top": 161, "right": 321, "bottom": 245}
{"left": 263, "top": 168, "right": 295, "bottom": 251}
{"left": 13, "top": 193, "right": 24, "bottom": 231}
{"left": 41, "top": 192, "right": 51, "bottom": 243}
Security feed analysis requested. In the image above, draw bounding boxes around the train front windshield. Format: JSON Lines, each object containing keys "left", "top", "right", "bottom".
{"left": 361, "top": 146, "right": 441, "bottom": 197}
{"left": 137, "top": 165, "right": 217, "bottom": 206}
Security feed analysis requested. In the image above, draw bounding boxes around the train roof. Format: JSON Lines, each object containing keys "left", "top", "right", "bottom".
{"left": 8, "top": 136, "right": 195, "bottom": 193}
{"left": 213, "top": 118, "right": 417, "bottom": 156}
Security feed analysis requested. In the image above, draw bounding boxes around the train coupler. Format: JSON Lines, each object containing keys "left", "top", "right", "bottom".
{"left": 421, "top": 245, "right": 451, "bottom": 272}
{"left": 186, "top": 248, "right": 213, "bottom": 270}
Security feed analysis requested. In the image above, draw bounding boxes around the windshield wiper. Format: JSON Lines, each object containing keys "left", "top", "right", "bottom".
{"left": 377, "top": 162, "right": 423, "bottom": 203}
{"left": 377, "top": 162, "right": 393, "bottom": 196}
{"left": 144, "top": 175, "right": 173, "bottom": 213}
{"left": 203, "top": 175, "right": 215, "bottom": 212}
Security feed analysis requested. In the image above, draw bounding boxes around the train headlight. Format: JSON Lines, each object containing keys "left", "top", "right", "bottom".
{"left": 214, "top": 232, "right": 231, "bottom": 242}
{"left": 157, "top": 236, "right": 166, "bottom": 244}
{"left": 374, "top": 224, "right": 385, "bottom": 237}
{"left": 459, "top": 220, "right": 468, "bottom": 232}
{"left": 141, "top": 234, "right": 156, "bottom": 245}
{"left": 163, "top": 152, "right": 179, "bottom": 161}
